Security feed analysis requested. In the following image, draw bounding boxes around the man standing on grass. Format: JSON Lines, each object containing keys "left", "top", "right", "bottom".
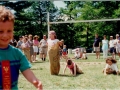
{"left": 93, "top": 34, "right": 101, "bottom": 59}
{"left": 39, "top": 35, "right": 48, "bottom": 61}
{"left": 109, "top": 36, "right": 116, "bottom": 59}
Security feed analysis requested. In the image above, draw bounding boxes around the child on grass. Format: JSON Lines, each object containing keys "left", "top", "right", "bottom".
{"left": 72, "top": 49, "right": 81, "bottom": 59}
{"left": 103, "top": 57, "right": 119, "bottom": 75}
{"left": 63, "top": 59, "right": 83, "bottom": 76}
{"left": 0, "top": 6, "right": 42, "bottom": 90}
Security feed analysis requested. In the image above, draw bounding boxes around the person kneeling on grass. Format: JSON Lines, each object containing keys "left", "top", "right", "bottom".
{"left": 63, "top": 59, "right": 83, "bottom": 76}
{"left": 103, "top": 57, "right": 120, "bottom": 75}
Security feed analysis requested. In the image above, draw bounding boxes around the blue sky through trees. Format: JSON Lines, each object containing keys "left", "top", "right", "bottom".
{"left": 53, "top": 1, "right": 66, "bottom": 9}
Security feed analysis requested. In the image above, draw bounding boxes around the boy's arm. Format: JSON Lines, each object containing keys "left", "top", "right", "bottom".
{"left": 22, "top": 69, "right": 42, "bottom": 90}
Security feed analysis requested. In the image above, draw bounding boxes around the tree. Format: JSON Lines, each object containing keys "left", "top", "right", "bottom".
{"left": 0, "top": 1, "right": 59, "bottom": 39}
{"left": 60, "top": 1, "right": 120, "bottom": 49}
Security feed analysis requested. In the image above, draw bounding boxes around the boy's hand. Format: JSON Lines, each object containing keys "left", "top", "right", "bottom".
{"left": 33, "top": 80, "right": 43, "bottom": 90}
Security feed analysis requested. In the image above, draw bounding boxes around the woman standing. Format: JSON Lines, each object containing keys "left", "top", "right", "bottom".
{"left": 33, "top": 35, "right": 39, "bottom": 62}
{"left": 47, "top": 30, "right": 63, "bottom": 75}
{"left": 102, "top": 35, "right": 109, "bottom": 59}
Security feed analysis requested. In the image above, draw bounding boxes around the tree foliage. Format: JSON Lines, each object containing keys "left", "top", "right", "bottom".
{"left": 59, "top": 1, "right": 120, "bottom": 49}
{"left": 1, "top": 1, "right": 120, "bottom": 49}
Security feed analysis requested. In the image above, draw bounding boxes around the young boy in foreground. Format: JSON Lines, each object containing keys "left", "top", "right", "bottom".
{"left": 0, "top": 6, "right": 42, "bottom": 90}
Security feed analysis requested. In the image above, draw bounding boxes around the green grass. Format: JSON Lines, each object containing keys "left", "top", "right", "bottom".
{"left": 18, "top": 54, "right": 120, "bottom": 90}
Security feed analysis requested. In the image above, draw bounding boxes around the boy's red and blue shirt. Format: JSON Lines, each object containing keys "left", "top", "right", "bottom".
{"left": 0, "top": 45, "right": 31, "bottom": 90}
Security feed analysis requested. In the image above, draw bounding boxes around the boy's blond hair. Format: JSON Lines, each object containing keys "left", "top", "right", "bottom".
{"left": 0, "top": 5, "right": 14, "bottom": 22}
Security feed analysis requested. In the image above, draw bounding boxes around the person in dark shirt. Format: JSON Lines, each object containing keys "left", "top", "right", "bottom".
{"left": 93, "top": 34, "right": 101, "bottom": 59}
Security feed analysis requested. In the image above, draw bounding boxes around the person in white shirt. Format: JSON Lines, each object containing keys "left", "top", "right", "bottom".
{"left": 72, "top": 49, "right": 81, "bottom": 59}
{"left": 102, "top": 35, "right": 108, "bottom": 59}
{"left": 114, "top": 34, "right": 119, "bottom": 44}
{"left": 75, "top": 49, "right": 80, "bottom": 59}
{"left": 103, "top": 57, "right": 119, "bottom": 75}
{"left": 109, "top": 36, "right": 115, "bottom": 59}
{"left": 47, "top": 30, "right": 63, "bottom": 75}
{"left": 116, "top": 39, "right": 120, "bottom": 61}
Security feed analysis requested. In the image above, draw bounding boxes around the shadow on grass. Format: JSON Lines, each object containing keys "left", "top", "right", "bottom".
{"left": 57, "top": 74, "right": 83, "bottom": 77}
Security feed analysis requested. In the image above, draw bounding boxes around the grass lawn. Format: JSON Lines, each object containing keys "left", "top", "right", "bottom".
{"left": 18, "top": 53, "right": 120, "bottom": 90}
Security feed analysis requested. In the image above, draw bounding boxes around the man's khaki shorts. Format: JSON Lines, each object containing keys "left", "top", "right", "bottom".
{"left": 94, "top": 47, "right": 100, "bottom": 52}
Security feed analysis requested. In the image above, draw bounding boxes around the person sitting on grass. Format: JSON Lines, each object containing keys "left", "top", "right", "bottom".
{"left": 63, "top": 59, "right": 83, "bottom": 76}
{"left": 72, "top": 49, "right": 81, "bottom": 59}
{"left": 81, "top": 51, "right": 87, "bottom": 60}
{"left": 103, "top": 57, "right": 120, "bottom": 75}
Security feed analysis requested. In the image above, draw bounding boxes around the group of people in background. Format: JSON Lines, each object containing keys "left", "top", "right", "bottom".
{"left": 93, "top": 33, "right": 120, "bottom": 60}
{"left": 9, "top": 34, "right": 48, "bottom": 63}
